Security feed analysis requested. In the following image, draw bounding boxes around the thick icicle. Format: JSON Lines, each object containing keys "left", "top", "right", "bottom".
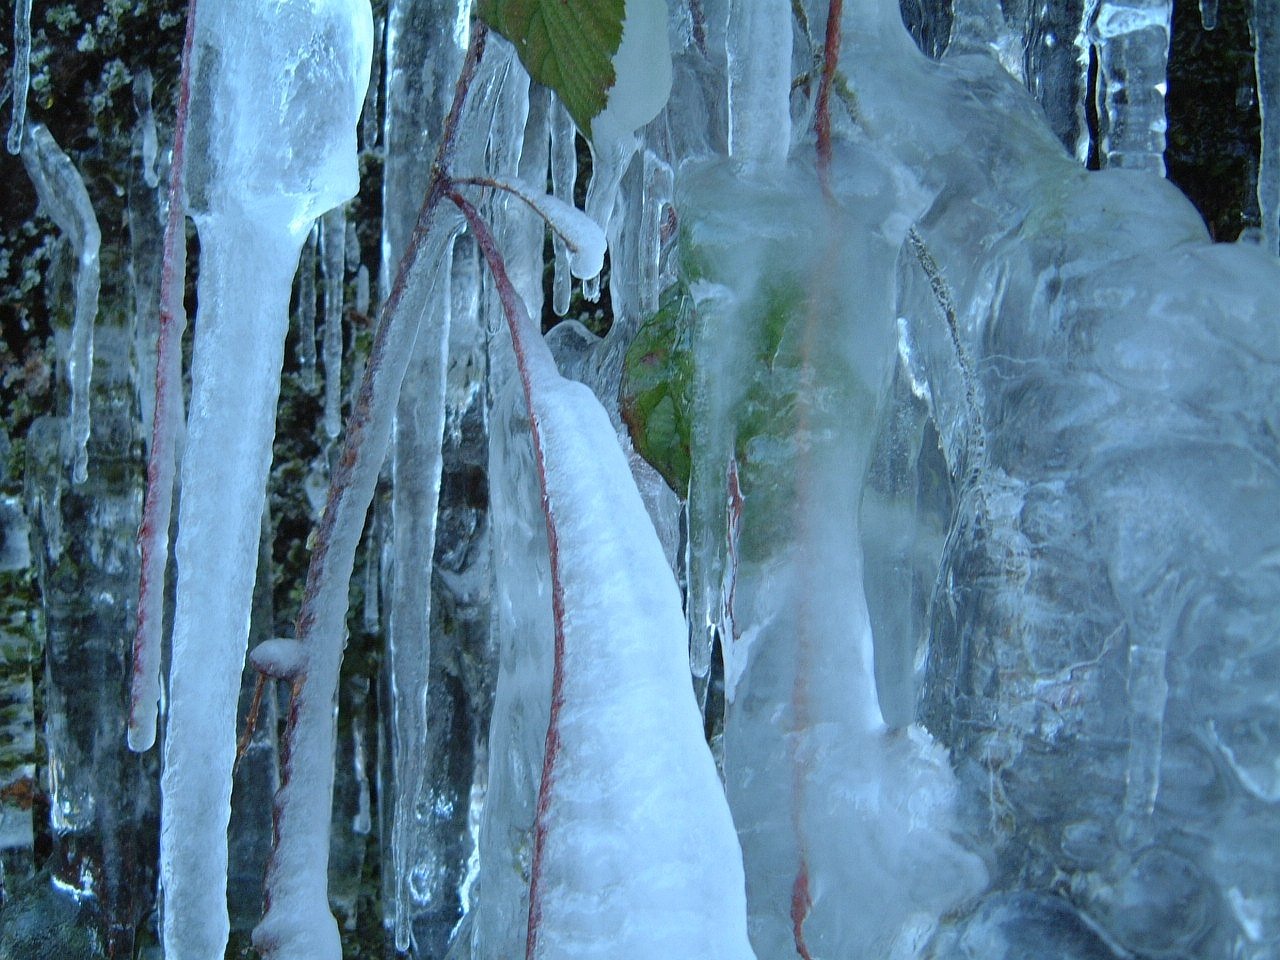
{"left": 6, "top": 0, "right": 31, "bottom": 155}
{"left": 158, "top": 0, "right": 372, "bottom": 957}
{"left": 20, "top": 123, "right": 102, "bottom": 486}
{"left": 1091, "top": 0, "right": 1172, "bottom": 174}
{"left": 1255, "top": 0, "right": 1280, "bottom": 252}
{"left": 321, "top": 207, "right": 346, "bottom": 439}
{"left": 457, "top": 193, "right": 756, "bottom": 960}
{"left": 726, "top": 0, "right": 792, "bottom": 167}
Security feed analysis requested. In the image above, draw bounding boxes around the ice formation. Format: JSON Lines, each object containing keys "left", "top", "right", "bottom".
{"left": 7, "top": 0, "right": 1280, "bottom": 958}
{"left": 156, "top": 0, "right": 372, "bottom": 957}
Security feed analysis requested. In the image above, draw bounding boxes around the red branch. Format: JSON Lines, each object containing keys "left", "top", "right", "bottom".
{"left": 815, "top": 0, "right": 845, "bottom": 191}
{"left": 448, "top": 186, "right": 567, "bottom": 960}
{"left": 129, "top": 0, "right": 199, "bottom": 748}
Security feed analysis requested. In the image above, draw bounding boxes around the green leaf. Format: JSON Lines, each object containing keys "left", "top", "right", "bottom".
{"left": 621, "top": 284, "right": 695, "bottom": 493}
{"left": 478, "top": 0, "right": 625, "bottom": 134}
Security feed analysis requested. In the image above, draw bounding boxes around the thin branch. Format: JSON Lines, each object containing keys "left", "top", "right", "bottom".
{"left": 233, "top": 671, "right": 268, "bottom": 776}
{"left": 815, "top": 0, "right": 845, "bottom": 191}
{"left": 129, "top": 0, "right": 199, "bottom": 753}
{"left": 447, "top": 187, "right": 566, "bottom": 960}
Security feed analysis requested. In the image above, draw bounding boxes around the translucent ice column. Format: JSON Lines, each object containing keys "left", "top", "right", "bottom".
{"left": 158, "top": 1, "right": 371, "bottom": 957}
{"left": 1091, "top": 0, "right": 1172, "bottom": 173}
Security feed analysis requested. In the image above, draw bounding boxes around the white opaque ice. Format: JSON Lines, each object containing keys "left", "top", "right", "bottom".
{"left": 160, "top": 0, "right": 373, "bottom": 957}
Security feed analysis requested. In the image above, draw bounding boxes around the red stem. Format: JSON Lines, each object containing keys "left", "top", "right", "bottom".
{"left": 815, "top": 0, "right": 845, "bottom": 190}
{"left": 448, "top": 187, "right": 566, "bottom": 960}
{"left": 129, "top": 0, "right": 199, "bottom": 745}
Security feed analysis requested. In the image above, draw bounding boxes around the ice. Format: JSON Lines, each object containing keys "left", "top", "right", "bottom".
{"left": 726, "top": 0, "right": 792, "bottom": 168}
{"left": 549, "top": 97, "right": 577, "bottom": 316}
{"left": 1090, "top": 0, "right": 1172, "bottom": 173}
{"left": 159, "top": 0, "right": 372, "bottom": 957}
{"left": 589, "top": 0, "right": 674, "bottom": 148}
{"left": 466, "top": 206, "right": 754, "bottom": 960}
{"left": 482, "top": 177, "right": 606, "bottom": 280}
{"left": 679, "top": 153, "right": 984, "bottom": 958}
{"left": 19, "top": 124, "right": 102, "bottom": 486}
{"left": 6, "top": 0, "right": 31, "bottom": 154}
{"left": 1200, "top": 0, "right": 1219, "bottom": 28}
{"left": 379, "top": 1, "right": 468, "bottom": 949}
{"left": 296, "top": 226, "right": 319, "bottom": 392}
{"left": 321, "top": 207, "right": 346, "bottom": 439}
{"left": 134, "top": 69, "right": 161, "bottom": 189}
{"left": 1256, "top": 0, "right": 1280, "bottom": 252}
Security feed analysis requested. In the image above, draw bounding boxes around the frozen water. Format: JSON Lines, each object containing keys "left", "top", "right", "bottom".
{"left": 6, "top": 0, "right": 31, "bottom": 154}
{"left": 160, "top": 0, "right": 372, "bottom": 957}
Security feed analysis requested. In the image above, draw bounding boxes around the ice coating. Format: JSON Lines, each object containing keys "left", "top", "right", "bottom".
{"left": 680, "top": 152, "right": 986, "bottom": 958}
{"left": 158, "top": 0, "right": 372, "bottom": 957}
{"left": 486, "top": 177, "right": 607, "bottom": 280}
{"left": 460, "top": 194, "right": 756, "bottom": 960}
{"left": 19, "top": 123, "right": 101, "bottom": 486}
{"left": 6, "top": 0, "right": 32, "bottom": 154}
{"left": 134, "top": 68, "right": 161, "bottom": 189}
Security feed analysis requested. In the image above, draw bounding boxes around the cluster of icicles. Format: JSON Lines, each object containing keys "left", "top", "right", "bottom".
{"left": 8, "top": 0, "right": 1280, "bottom": 957}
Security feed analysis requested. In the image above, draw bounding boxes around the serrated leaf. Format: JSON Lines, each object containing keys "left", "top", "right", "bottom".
{"left": 479, "top": 0, "right": 625, "bottom": 134}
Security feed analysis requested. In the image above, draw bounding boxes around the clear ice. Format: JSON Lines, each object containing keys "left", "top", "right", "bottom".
{"left": 6, "top": 0, "right": 1280, "bottom": 957}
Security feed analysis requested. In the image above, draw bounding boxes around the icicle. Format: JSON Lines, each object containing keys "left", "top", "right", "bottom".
{"left": 1091, "top": 0, "right": 1172, "bottom": 174}
{"left": 640, "top": 151, "right": 674, "bottom": 317}
{"left": 1199, "top": 0, "right": 1218, "bottom": 30}
{"left": 726, "top": 0, "right": 792, "bottom": 168}
{"left": 134, "top": 69, "right": 161, "bottom": 188}
{"left": 6, "top": 0, "right": 31, "bottom": 155}
{"left": 1120, "top": 643, "right": 1169, "bottom": 842}
{"left": 159, "top": 0, "right": 372, "bottom": 956}
{"left": 321, "top": 207, "right": 346, "bottom": 439}
{"left": 355, "top": 264, "right": 371, "bottom": 315}
{"left": 20, "top": 124, "right": 102, "bottom": 485}
{"left": 550, "top": 97, "right": 577, "bottom": 316}
{"left": 297, "top": 225, "right": 319, "bottom": 392}
{"left": 387, "top": 248, "right": 454, "bottom": 954}
{"left": 1255, "top": 0, "right": 1280, "bottom": 253}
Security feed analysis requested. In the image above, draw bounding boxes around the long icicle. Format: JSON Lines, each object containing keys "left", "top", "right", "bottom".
{"left": 128, "top": 0, "right": 200, "bottom": 754}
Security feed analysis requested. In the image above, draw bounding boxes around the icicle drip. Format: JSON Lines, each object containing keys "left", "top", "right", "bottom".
{"left": 581, "top": 136, "right": 632, "bottom": 302}
{"left": 549, "top": 96, "right": 577, "bottom": 316}
{"left": 1199, "top": 0, "right": 1218, "bottom": 29}
{"left": 127, "top": 130, "right": 165, "bottom": 453}
{"left": 134, "top": 69, "right": 161, "bottom": 188}
{"left": 1091, "top": 0, "right": 1172, "bottom": 174}
{"left": 361, "top": 517, "right": 380, "bottom": 633}
{"left": 1256, "top": 0, "right": 1280, "bottom": 253}
{"left": 355, "top": 264, "right": 371, "bottom": 315}
{"left": 640, "top": 150, "right": 674, "bottom": 317}
{"left": 20, "top": 124, "right": 102, "bottom": 485}
{"left": 321, "top": 207, "right": 346, "bottom": 439}
{"left": 726, "top": 0, "right": 792, "bottom": 168}
{"left": 297, "top": 225, "right": 319, "bottom": 391}
{"left": 6, "top": 0, "right": 32, "bottom": 155}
